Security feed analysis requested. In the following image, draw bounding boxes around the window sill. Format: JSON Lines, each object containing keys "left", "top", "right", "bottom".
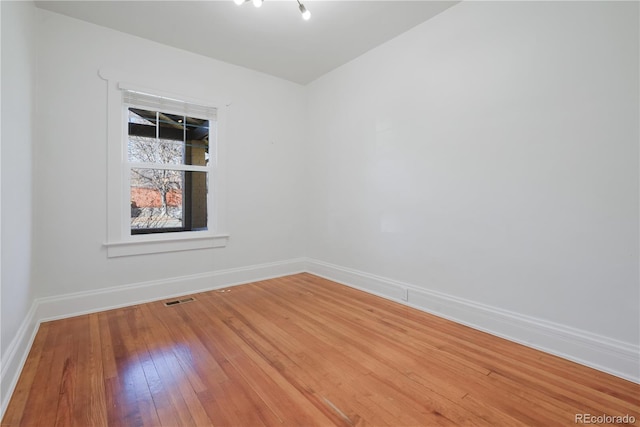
{"left": 104, "top": 233, "right": 229, "bottom": 258}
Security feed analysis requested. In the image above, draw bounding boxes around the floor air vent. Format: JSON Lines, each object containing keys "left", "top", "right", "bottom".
{"left": 164, "top": 297, "right": 196, "bottom": 307}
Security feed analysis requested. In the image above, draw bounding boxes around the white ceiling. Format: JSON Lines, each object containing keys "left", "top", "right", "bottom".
{"left": 35, "top": 0, "right": 457, "bottom": 84}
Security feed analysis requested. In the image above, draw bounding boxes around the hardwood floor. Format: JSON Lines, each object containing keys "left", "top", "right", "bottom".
{"left": 3, "top": 273, "right": 639, "bottom": 426}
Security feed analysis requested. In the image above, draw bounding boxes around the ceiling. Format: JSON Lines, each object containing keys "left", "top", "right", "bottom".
{"left": 35, "top": 0, "right": 457, "bottom": 85}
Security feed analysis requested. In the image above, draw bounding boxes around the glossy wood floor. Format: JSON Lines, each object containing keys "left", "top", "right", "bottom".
{"left": 3, "top": 273, "right": 639, "bottom": 426}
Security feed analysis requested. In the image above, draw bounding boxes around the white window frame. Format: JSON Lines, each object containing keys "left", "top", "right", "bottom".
{"left": 101, "top": 71, "right": 229, "bottom": 257}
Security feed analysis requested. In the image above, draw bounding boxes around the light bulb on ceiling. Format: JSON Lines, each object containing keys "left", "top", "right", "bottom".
{"left": 299, "top": 3, "right": 311, "bottom": 20}
{"left": 233, "top": 0, "right": 310, "bottom": 21}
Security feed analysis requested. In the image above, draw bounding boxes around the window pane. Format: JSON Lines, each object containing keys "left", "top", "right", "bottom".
{"left": 127, "top": 108, "right": 209, "bottom": 166}
{"left": 128, "top": 135, "right": 184, "bottom": 165}
{"left": 128, "top": 108, "right": 156, "bottom": 126}
{"left": 130, "top": 168, "right": 208, "bottom": 234}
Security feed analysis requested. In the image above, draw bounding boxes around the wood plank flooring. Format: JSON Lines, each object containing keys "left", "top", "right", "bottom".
{"left": 3, "top": 273, "right": 639, "bottom": 426}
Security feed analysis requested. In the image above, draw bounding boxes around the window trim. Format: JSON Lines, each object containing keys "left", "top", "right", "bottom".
{"left": 101, "top": 71, "right": 229, "bottom": 257}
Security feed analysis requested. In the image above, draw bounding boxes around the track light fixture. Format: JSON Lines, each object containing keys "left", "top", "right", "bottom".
{"left": 297, "top": 0, "right": 311, "bottom": 20}
{"left": 234, "top": 0, "right": 311, "bottom": 21}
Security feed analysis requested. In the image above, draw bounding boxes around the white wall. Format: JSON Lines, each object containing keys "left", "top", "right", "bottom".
{"left": 307, "top": 1, "right": 639, "bottom": 346}
{"left": 1, "top": 2, "right": 638, "bottom": 412}
{"left": 1, "top": 0, "right": 37, "bottom": 404}
{"left": 32, "top": 9, "right": 307, "bottom": 297}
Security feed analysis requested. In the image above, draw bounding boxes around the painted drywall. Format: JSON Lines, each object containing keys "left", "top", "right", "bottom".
{"left": 1, "top": 0, "right": 37, "bottom": 394}
{"left": 2, "top": 3, "right": 638, "bottom": 412}
{"left": 306, "top": 1, "right": 639, "bottom": 346}
{"left": 32, "top": 9, "right": 307, "bottom": 297}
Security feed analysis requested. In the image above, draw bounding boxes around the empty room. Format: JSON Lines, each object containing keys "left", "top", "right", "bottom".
{"left": 1, "top": 0, "right": 639, "bottom": 425}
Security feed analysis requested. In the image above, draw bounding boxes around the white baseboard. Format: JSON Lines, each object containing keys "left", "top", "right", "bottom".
{"left": 35, "top": 258, "right": 307, "bottom": 322}
{"left": 0, "top": 257, "right": 306, "bottom": 416}
{"left": 305, "top": 258, "right": 640, "bottom": 384}
{"left": 0, "top": 302, "right": 39, "bottom": 419}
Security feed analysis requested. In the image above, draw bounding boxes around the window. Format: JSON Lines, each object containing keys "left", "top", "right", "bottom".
{"left": 125, "top": 93, "right": 212, "bottom": 234}
{"left": 102, "top": 75, "right": 228, "bottom": 257}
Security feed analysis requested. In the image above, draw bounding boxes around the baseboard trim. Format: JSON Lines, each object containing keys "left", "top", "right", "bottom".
{"left": 305, "top": 258, "right": 640, "bottom": 384}
{"left": 0, "top": 257, "right": 306, "bottom": 417}
{"left": 0, "top": 302, "right": 39, "bottom": 418}
{"left": 35, "top": 258, "right": 307, "bottom": 322}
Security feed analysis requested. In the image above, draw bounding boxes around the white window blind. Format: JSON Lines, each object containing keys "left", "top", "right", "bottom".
{"left": 122, "top": 89, "right": 217, "bottom": 120}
